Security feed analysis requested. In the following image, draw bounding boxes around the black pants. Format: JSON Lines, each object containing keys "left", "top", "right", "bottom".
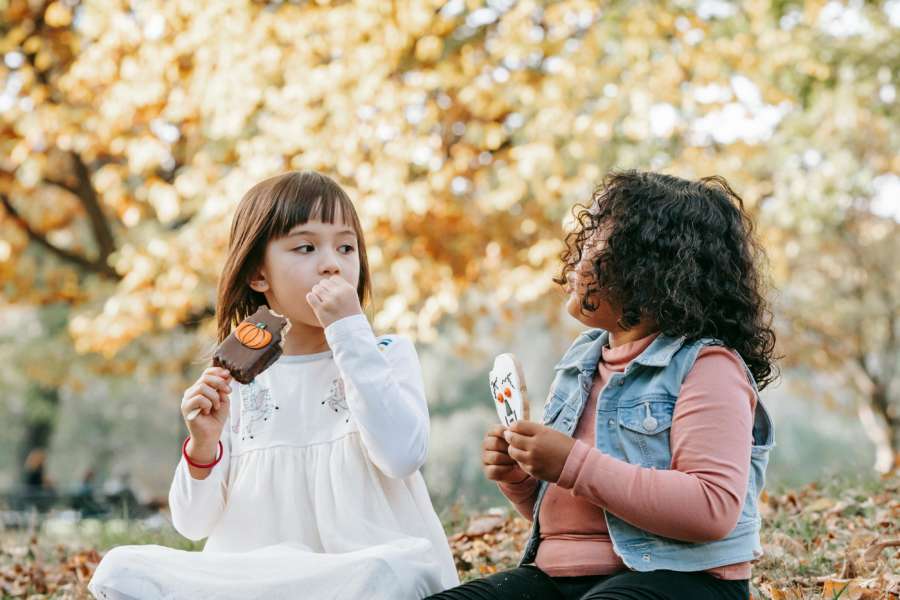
{"left": 426, "top": 565, "right": 749, "bottom": 600}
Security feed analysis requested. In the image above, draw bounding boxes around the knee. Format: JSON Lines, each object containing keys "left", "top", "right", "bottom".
{"left": 424, "top": 567, "right": 555, "bottom": 600}
{"left": 89, "top": 546, "right": 139, "bottom": 587}
{"left": 423, "top": 577, "right": 496, "bottom": 600}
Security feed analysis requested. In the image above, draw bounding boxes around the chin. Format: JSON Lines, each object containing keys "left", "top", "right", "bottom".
{"left": 299, "top": 312, "right": 326, "bottom": 329}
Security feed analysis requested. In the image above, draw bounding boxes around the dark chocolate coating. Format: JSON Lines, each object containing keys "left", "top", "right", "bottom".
{"left": 212, "top": 306, "right": 290, "bottom": 384}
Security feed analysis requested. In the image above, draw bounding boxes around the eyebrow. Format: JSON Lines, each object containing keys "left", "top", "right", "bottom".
{"left": 286, "top": 228, "right": 357, "bottom": 238}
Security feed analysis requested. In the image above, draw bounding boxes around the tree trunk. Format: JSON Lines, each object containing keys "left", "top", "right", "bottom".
{"left": 857, "top": 385, "right": 900, "bottom": 474}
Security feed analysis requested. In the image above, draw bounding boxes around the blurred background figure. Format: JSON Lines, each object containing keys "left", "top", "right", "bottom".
{"left": 72, "top": 468, "right": 105, "bottom": 518}
{"left": 19, "top": 448, "right": 56, "bottom": 512}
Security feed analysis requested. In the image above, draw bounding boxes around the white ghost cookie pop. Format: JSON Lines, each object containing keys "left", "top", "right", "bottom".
{"left": 489, "top": 353, "right": 530, "bottom": 426}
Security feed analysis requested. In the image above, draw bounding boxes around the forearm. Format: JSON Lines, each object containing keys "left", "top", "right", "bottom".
{"left": 326, "top": 315, "right": 430, "bottom": 478}
{"left": 559, "top": 442, "right": 744, "bottom": 542}
{"left": 185, "top": 437, "right": 220, "bottom": 481}
{"left": 169, "top": 431, "right": 230, "bottom": 541}
{"left": 168, "top": 458, "right": 228, "bottom": 541}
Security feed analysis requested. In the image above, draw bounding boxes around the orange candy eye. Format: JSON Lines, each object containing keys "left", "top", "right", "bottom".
{"left": 504, "top": 387, "right": 512, "bottom": 398}
{"left": 497, "top": 393, "right": 504, "bottom": 403}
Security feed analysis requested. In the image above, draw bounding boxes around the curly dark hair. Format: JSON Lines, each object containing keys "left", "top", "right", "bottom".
{"left": 554, "top": 170, "right": 779, "bottom": 390}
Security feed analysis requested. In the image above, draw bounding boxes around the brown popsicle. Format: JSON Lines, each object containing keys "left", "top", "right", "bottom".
{"left": 186, "top": 306, "right": 292, "bottom": 421}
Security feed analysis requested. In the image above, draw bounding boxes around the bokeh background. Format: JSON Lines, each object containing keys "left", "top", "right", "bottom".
{"left": 1, "top": 0, "right": 898, "bottom": 525}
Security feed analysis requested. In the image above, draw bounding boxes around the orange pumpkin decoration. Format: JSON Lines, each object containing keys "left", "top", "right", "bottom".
{"left": 236, "top": 321, "right": 272, "bottom": 349}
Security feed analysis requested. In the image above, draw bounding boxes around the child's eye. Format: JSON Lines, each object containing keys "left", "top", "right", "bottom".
{"left": 339, "top": 244, "right": 356, "bottom": 254}
{"left": 294, "top": 244, "right": 314, "bottom": 253}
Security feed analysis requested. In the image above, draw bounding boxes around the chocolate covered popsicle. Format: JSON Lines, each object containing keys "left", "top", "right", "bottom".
{"left": 186, "top": 306, "right": 292, "bottom": 421}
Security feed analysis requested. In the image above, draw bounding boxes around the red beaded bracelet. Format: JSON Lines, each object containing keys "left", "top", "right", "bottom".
{"left": 182, "top": 436, "right": 224, "bottom": 469}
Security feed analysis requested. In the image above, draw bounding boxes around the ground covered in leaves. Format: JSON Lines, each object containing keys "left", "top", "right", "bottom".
{"left": 2, "top": 474, "right": 898, "bottom": 599}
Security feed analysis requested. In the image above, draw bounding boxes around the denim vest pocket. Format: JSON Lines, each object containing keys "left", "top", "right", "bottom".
{"left": 616, "top": 396, "right": 676, "bottom": 469}
{"left": 542, "top": 394, "right": 566, "bottom": 425}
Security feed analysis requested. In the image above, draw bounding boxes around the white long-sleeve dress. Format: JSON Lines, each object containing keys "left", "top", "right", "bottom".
{"left": 89, "top": 314, "right": 459, "bottom": 599}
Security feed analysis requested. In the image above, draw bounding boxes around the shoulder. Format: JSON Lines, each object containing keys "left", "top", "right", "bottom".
{"left": 375, "top": 333, "right": 417, "bottom": 357}
{"left": 694, "top": 345, "right": 752, "bottom": 382}
{"left": 375, "top": 333, "right": 402, "bottom": 350}
{"left": 682, "top": 345, "right": 757, "bottom": 411}
{"left": 374, "top": 334, "right": 423, "bottom": 378}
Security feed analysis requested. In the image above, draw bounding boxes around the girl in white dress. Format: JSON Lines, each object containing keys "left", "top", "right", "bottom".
{"left": 89, "top": 171, "right": 459, "bottom": 599}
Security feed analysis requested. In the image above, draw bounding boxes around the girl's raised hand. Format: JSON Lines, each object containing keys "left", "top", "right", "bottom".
{"left": 181, "top": 366, "right": 232, "bottom": 445}
{"left": 482, "top": 425, "right": 531, "bottom": 484}
{"left": 306, "top": 275, "right": 363, "bottom": 328}
{"left": 503, "top": 421, "right": 577, "bottom": 483}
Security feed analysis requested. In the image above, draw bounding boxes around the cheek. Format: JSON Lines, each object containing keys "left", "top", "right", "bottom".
{"left": 565, "top": 291, "right": 581, "bottom": 317}
{"left": 566, "top": 287, "right": 616, "bottom": 328}
{"left": 343, "top": 255, "right": 361, "bottom": 287}
{"left": 268, "top": 257, "right": 317, "bottom": 297}
{"left": 566, "top": 291, "right": 597, "bottom": 327}
{"left": 290, "top": 262, "right": 318, "bottom": 291}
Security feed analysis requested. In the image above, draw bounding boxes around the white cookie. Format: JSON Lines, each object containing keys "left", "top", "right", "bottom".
{"left": 489, "top": 353, "right": 530, "bottom": 426}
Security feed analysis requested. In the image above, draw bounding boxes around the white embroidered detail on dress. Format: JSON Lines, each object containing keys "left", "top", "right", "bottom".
{"left": 321, "top": 377, "right": 350, "bottom": 423}
{"left": 238, "top": 380, "right": 279, "bottom": 440}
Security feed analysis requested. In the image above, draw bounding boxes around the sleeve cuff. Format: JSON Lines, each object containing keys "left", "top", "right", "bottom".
{"left": 557, "top": 439, "right": 590, "bottom": 489}
{"left": 324, "top": 313, "right": 372, "bottom": 344}
{"left": 176, "top": 457, "right": 224, "bottom": 486}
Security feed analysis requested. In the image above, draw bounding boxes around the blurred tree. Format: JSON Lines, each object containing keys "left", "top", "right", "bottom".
{"left": 1, "top": 0, "right": 898, "bottom": 477}
{"left": 771, "top": 205, "right": 899, "bottom": 473}
{"left": 751, "top": 2, "right": 900, "bottom": 472}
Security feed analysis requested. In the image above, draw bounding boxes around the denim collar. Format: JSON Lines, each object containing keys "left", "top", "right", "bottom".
{"left": 554, "top": 329, "right": 687, "bottom": 372}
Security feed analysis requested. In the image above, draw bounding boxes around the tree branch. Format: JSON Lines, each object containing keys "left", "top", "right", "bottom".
{"left": 69, "top": 152, "right": 117, "bottom": 260}
{"left": 0, "top": 193, "right": 120, "bottom": 280}
{"left": 43, "top": 177, "right": 79, "bottom": 198}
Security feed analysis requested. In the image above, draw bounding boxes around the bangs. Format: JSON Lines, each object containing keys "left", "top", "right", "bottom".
{"left": 265, "top": 171, "right": 361, "bottom": 240}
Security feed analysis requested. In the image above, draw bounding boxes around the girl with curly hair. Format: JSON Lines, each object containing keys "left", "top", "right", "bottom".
{"left": 430, "top": 170, "right": 778, "bottom": 600}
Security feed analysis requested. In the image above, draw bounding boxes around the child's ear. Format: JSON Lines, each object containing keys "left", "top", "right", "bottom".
{"left": 248, "top": 268, "right": 270, "bottom": 293}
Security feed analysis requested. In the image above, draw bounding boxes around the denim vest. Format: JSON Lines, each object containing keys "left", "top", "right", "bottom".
{"left": 519, "top": 329, "right": 776, "bottom": 572}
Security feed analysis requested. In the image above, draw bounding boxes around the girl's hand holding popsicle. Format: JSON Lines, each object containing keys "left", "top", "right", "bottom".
{"left": 181, "top": 366, "right": 232, "bottom": 455}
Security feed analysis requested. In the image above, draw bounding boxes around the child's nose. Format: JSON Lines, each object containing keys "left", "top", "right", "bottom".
{"left": 318, "top": 256, "right": 340, "bottom": 275}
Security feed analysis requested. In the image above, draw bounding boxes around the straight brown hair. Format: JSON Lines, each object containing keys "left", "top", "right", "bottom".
{"left": 215, "top": 171, "right": 372, "bottom": 343}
